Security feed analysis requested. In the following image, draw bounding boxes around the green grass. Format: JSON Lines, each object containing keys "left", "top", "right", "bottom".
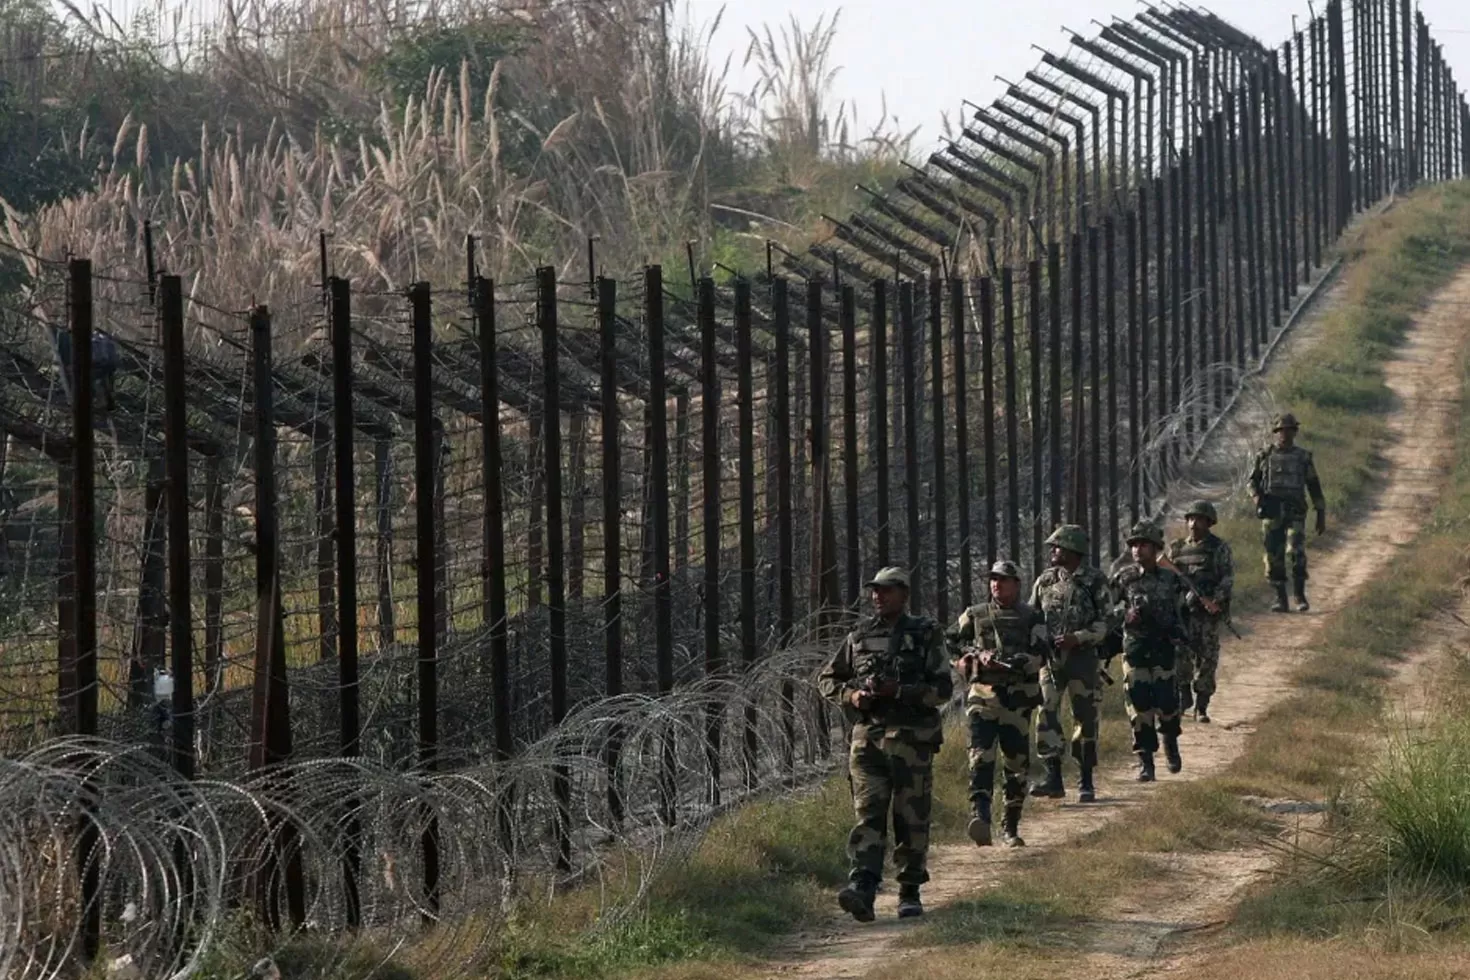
{"left": 1216, "top": 190, "right": 1470, "bottom": 947}
{"left": 903, "top": 891, "right": 1080, "bottom": 950}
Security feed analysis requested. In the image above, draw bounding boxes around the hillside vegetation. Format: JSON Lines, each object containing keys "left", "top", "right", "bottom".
{"left": 0, "top": 0, "right": 911, "bottom": 303}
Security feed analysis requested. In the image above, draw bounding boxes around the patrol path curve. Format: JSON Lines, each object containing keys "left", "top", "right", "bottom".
{"left": 758, "top": 262, "right": 1470, "bottom": 980}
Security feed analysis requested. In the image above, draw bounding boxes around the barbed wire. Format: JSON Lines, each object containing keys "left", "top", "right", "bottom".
{"left": 0, "top": 636, "right": 848, "bottom": 980}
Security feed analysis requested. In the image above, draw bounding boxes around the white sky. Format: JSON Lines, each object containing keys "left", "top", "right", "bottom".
{"left": 690, "top": 0, "right": 1470, "bottom": 158}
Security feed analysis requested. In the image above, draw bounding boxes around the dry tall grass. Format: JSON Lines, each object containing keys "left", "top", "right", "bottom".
{"left": 0, "top": 0, "right": 915, "bottom": 314}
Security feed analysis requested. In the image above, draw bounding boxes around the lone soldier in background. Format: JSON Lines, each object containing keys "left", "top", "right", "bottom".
{"left": 948, "top": 560, "right": 1049, "bottom": 849}
{"left": 1029, "top": 524, "right": 1111, "bottom": 803}
{"left": 818, "top": 567, "right": 952, "bottom": 922}
{"left": 1165, "top": 501, "right": 1234, "bottom": 723}
{"left": 1249, "top": 412, "right": 1326, "bottom": 612}
{"left": 1111, "top": 521, "right": 1190, "bottom": 781}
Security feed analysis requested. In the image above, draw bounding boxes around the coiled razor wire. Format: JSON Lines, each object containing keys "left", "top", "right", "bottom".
{"left": 0, "top": 628, "right": 850, "bottom": 980}
{"left": 1136, "top": 361, "right": 1282, "bottom": 518}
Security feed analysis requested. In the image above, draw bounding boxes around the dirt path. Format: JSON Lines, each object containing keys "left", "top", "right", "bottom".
{"left": 756, "top": 264, "right": 1470, "bottom": 980}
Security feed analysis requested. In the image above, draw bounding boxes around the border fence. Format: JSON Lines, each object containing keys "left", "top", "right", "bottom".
{"left": 0, "top": 0, "right": 1467, "bottom": 976}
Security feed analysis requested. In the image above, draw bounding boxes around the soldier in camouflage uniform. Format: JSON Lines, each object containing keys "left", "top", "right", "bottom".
{"left": 1110, "top": 521, "right": 1190, "bottom": 781}
{"left": 1248, "top": 412, "right": 1326, "bottom": 613}
{"left": 1028, "top": 524, "right": 1111, "bottom": 803}
{"left": 948, "top": 560, "right": 1049, "bottom": 849}
{"left": 1165, "top": 501, "right": 1234, "bottom": 724}
{"left": 818, "top": 567, "right": 953, "bottom": 922}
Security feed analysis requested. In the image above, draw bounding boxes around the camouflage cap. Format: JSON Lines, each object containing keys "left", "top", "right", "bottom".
{"left": 1126, "top": 520, "right": 1166, "bottom": 549}
{"left": 1272, "top": 412, "right": 1301, "bottom": 431}
{"left": 1184, "top": 500, "right": 1218, "bottom": 524}
{"left": 1044, "top": 524, "right": 1089, "bottom": 555}
{"left": 864, "top": 566, "right": 911, "bottom": 590}
{"left": 987, "top": 559, "right": 1022, "bottom": 581}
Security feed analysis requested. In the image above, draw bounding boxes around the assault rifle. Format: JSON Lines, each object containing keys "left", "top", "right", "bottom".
{"left": 1158, "top": 554, "right": 1243, "bottom": 640}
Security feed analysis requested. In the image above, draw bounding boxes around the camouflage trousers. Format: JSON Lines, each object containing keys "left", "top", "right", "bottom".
{"left": 1122, "top": 636, "right": 1181, "bottom": 754}
{"left": 1261, "top": 511, "right": 1308, "bottom": 584}
{"left": 1179, "top": 617, "right": 1222, "bottom": 704}
{"left": 966, "top": 690, "right": 1034, "bottom": 818}
{"left": 846, "top": 726, "right": 936, "bottom": 888}
{"left": 1036, "top": 649, "right": 1101, "bottom": 769}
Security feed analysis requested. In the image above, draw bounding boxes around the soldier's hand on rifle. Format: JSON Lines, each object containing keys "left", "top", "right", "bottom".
{"left": 1055, "top": 632, "right": 1081, "bottom": 653}
{"left": 1125, "top": 608, "right": 1143, "bottom": 628}
{"left": 849, "top": 688, "right": 875, "bottom": 711}
{"left": 1200, "top": 596, "right": 1221, "bottom": 616}
{"left": 1315, "top": 509, "right": 1326, "bottom": 536}
{"left": 871, "top": 677, "right": 900, "bottom": 699}
{"left": 953, "top": 653, "right": 979, "bottom": 680}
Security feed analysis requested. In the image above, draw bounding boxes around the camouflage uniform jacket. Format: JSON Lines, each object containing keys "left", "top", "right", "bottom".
{"left": 948, "top": 600, "right": 1048, "bottom": 709}
{"left": 1166, "top": 533, "right": 1235, "bottom": 615}
{"left": 1109, "top": 563, "right": 1189, "bottom": 646}
{"left": 818, "top": 614, "right": 953, "bottom": 746}
{"left": 1249, "top": 444, "right": 1325, "bottom": 516}
{"left": 1027, "top": 565, "right": 1112, "bottom": 655}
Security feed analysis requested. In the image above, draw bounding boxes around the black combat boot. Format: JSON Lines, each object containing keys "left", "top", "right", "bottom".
{"left": 837, "top": 878, "right": 877, "bottom": 923}
{"left": 1001, "top": 806, "right": 1026, "bottom": 848}
{"left": 1196, "top": 694, "right": 1212, "bottom": 724}
{"left": 1077, "top": 765, "right": 1096, "bottom": 803}
{"left": 897, "top": 885, "right": 924, "bottom": 919}
{"left": 1294, "top": 579, "right": 1310, "bottom": 612}
{"left": 1272, "top": 583, "right": 1289, "bottom": 613}
{"left": 967, "top": 799, "right": 993, "bottom": 847}
{"left": 1030, "top": 757, "right": 1065, "bottom": 799}
{"left": 1163, "top": 735, "right": 1183, "bottom": 774}
{"left": 1136, "top": 752, "right": 1156, "bottom": 782}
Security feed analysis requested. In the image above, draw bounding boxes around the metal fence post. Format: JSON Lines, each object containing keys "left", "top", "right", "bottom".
{"left": 871, "top": 280, "right": 891, "bottom": 566}
{"left": 697, "top": 276, "right": 722, "bottom": 804}
{"left": 408, "top": 281, "right": 443, "bottom": 905}
{"left": 1028, "top": 259, "right": 1045, "bottom": 574}
{"left": 67, "top": 258, "right": 101, "bottom": 963}
{"left": 772, "top": 277, "right": 796, "bottom": 769}
{"left": 597, "top": 276, "right": 624, "bottom": 818}
{"left": 840, "top": 285, "right": 861, "bottom": 606}
{"left": 899, "top": 281, "right": 922, "bottom": 611}
{"left": 735, "top": 279, "right": 759, "bottom": 781}
{"left": 160, "top": 275, "right": 194, "bottom": 780}
{"left": 927, "top": 274, "right": 948, "bottom": 622}
{"left": 1001, "top": 269, "right": 1021, "bottom": 562}
{"left": 248, "top": 304, "right": 304, "bottom": 931}
{"left": 475, "top": 277, "right": 511, "bottom": 768}
{"left": 535, "top": 267, "right": 571, "bottom": 868}
{"left": 327, "top": 276, "right": 361, "bottom": 927}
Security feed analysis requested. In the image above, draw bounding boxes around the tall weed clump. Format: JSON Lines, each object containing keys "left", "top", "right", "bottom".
{"left": 1367, "top": 714, "right": 1470, "bottom": 890}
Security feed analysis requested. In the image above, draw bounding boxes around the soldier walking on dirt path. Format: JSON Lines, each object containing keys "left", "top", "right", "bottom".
{"left": 1111, "top": 521, "right": 1191, "bottom": 782}
{"left": 948, "top": 560, "right": 1049, "bottom": 849}
{"left": 1249, "top": 412, "right": 1326, "bottom": 613}
{"left": 818, "top": 567, "right": 953, "bottom": 923}
{"left": 1165, "top": 502, "right": 1234, "bottom": 724}
{"left": 1028, "top": 525, "right": 1111, "bottom": 804}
